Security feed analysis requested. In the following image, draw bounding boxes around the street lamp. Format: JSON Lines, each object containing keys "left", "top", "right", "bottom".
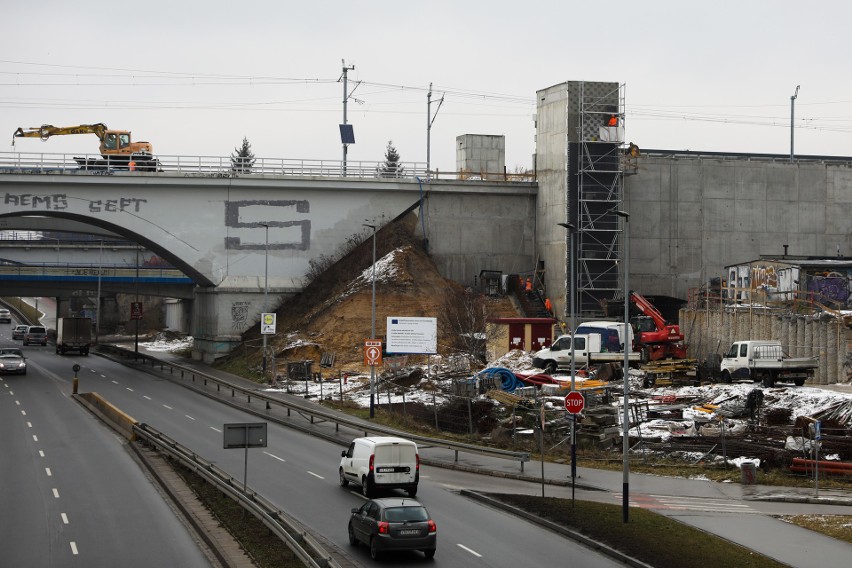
{"left": 557, "top": 221, "right": 578, "bottom": 501}
{"left": 363, "top": 223, "right": 377, "bottom": 418}
{"left": 96, "top": 239, "right": 103, "bottom": 342}
{"left": 614, "top": 209, "right": 630, "bottom": 523}
{"left": 261, "top": 224, "right": 269, "bottom": 382}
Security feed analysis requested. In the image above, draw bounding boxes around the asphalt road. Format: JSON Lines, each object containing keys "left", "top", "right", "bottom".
{"left": 4, "top": 324, "right": 852, "bottom": 567}
{"left": 0, "top": 331, "right": 214, "bottom": 567}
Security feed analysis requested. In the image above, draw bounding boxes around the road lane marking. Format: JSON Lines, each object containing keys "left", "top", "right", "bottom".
{"left": 457, "top": 544, "right": 482, "bottom": 557}
{"left": 45, "top": 468, "right": 52, "bottom": 477}
{"left": 307, "top": 471, "right": 324, "bottom": 480}
{"left": 32, "top": 435, "right": 38, "bottom": 442}
{"left": 111, "top": 380, "right": 119, "bottom": 385}
{"left": 163, "top": 404, "right": 173, "bottom": 410}
{"left": 210, "top": 426, "right": 221, "bottom": 433}
{"left": 15, "top": 400, "right": 20, "bottom": 405}
{"left": 39, "top": 450, "right": 45, "bottom": 457}
{"left": 53, "top": 488, "right": 60, "bottom": 498}
{"left": 185, "top": 415, "right": 196, "bottom": 421}
{"left": 101, "top": 374, "right": 106, "bottom": 378}
{"left": 27, "top": 421, "right": 32, "bottom": 428}
{"left": 143, "top": 395, "right": 152, "bottom": 400}
{"left": 61, "top": 513, "right": 69, "bottom": 524}
{"left": 263, "top": 451, "right": 285, "bottom": 462}
{"left": 70, "top": 542, "right": 78, "bottom": 555}
{"left": 20, "top": 410, "right": 25, "bottom": 416}
{"left": 126, "top": 387, "right": 134, "bottom": 392}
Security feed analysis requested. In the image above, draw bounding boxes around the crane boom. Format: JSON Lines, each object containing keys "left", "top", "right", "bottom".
{"left": 630, "top": 291, "right": 687, "bottom": 360}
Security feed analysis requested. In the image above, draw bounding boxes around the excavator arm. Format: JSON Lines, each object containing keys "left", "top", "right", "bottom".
{"left": 630, "top": 292, "right": 687, "bottom": 360}
{"left": 13, "top": 123, "right": 109, "bottom": 144}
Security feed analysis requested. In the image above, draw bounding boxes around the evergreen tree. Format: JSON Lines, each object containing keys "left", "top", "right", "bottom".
{"left": 230, "top": 137, "right": 256, "bottom": 174}
{"left": 379, "top": 140, "right": 404, "bottom": 178}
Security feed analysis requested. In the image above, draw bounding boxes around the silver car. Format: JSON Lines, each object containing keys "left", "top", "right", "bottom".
{"left": 0, "top": 352, "right": 26, "bottom": 375}
{"left": 0, "top": 308, "right": 11, "bottom": 323}
{"left": 23, "top": 325, "right": 47, "bottom": 346}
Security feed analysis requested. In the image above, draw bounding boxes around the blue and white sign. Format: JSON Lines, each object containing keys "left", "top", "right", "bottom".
{"left": 386, "top": 317, "right": 437, "bottom": 354}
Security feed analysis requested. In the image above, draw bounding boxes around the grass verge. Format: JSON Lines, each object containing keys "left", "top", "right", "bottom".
{"left": 171, "top": 461, "right": 303, "bottom": 568}
{"left": 777, "top": 514, "right": 852, "bottom": 543}
{"left": 484, "top": 493, "right": 790, "bottom": 568}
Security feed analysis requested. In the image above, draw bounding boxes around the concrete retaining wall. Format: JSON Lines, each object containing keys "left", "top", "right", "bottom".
{"left": 681, "top": 308, "right": 850, "bottom": 385}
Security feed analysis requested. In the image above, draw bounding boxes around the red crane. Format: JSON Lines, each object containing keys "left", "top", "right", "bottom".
{"left": 630, "top": 292, "right": 687, "bottom": 360}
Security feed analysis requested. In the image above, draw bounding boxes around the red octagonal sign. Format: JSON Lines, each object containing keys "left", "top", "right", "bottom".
{"left": 564, "top": 391, "right": 585, "bottom": 414}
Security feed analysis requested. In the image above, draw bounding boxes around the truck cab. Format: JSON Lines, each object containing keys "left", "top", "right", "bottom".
{"left": 719, "top": 340, "right": 817, "bottom": 387}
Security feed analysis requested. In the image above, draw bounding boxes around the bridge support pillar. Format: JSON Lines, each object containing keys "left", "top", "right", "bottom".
{"left": 190, "top": 286, "right": 284, "bottom": 363}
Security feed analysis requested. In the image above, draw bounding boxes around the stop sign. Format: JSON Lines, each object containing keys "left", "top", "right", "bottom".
{"left": 564, "top": 391, "right": 585, "bottom": 414}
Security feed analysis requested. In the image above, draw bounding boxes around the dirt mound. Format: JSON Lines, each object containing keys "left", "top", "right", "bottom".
{"left": 248, "top": 213, "right": 518, "bottom": 375}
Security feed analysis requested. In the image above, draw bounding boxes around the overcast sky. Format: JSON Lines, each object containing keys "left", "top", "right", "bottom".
{"left": 3, "top": 1, "right": 850, "bottom": 172}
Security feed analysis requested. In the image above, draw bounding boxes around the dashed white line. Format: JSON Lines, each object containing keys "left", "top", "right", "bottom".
{"left": 143, "top": 395, "right": 152, "bottom": 400}
{"left": 185, "top": 415, "right": 196, "bottom": 421}
{"left": 61, "top": 513, "right": 69, "bottom": 524}
{"left": 100, "top": 374, "right": 107, "bottom": 378}
{"left": 69, "top": 542, "right": 78, "bottom": 555}
{"left": 307, "top": 471, "right": 324, "bottom": 480}
{"left": 27, "top": 421, "right": 32, "bottom": 428}
{"left": 32, "top": 435, "right": 38, "bottom": 442}
{"left": 15, "top": 400, "right": 20, "bottom": 406}
{"left": 39, "top": 450, "right": 45, "bottom": 458}
{"left": 457, "top": 544, "right": 482, "bottom": 557}
{"left": 111, "top": 380, "right": 119, "bottom": 385}
{"left": 52, "top": 488, "right": 60, "bottom": 498}
{"left": 163, "top": 404, "right": 173, "bottom": 410}
{"left": 45, "top": 468, "right": 52, "bottom": 477}
{"left": 210, "top": 426, "right": 221, "bottom": 433}
{"left": 263, "top": 451, "right": 285, "bottom": 462}
{"left": 20, "top": 410, "right": 25, "bottom": 416}
{"left": 126, "top": 387, "right": 134, "bottom": 392}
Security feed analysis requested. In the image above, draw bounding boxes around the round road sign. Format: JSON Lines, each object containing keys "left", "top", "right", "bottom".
{"left": 564, "top": 391, "right": 585, "bottom": 414}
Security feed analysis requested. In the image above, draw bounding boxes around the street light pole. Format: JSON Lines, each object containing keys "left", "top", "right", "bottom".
{"left": 261, "top": 224, "right": 269, "bottom": 382}
{"left": 557, "top": 222, "right": 578, "bottom": 500}
{"left": 96, "top": 239, "right": 103, "bottom": 342}
{"left": 615, "top": 209, "right": 630, "bottom": 523}
{"left": 790, "top": 85, "right": 800, "bottom": 163}
{"left": 363, "top": 224, "right": 377, "bottom": 418}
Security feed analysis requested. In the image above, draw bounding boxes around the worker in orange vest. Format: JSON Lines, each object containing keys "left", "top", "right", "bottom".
{"left": 128, "top": 160, "right": 137, "bottom": 172}
{"left": 607, "top": 115, "right": 618, "bottom": 127}
{"left": 525, "top": 277, "right": 533, "bottom": 292}
{"left": 545, "top": 298, "right": 553, "bottom": 315}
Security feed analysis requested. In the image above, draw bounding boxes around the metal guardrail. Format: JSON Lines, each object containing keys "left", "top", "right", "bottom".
{"left": 0, "top": 151, "right": 536, "bottom": 182}
{"left": 132, "top": 422, "right": 339, "bottom": 568}
{"left": 98, "top": 344, "right": 531, "bottom": 469}
{"left": 0, "top": 151, "right": 427, "bottom": 179}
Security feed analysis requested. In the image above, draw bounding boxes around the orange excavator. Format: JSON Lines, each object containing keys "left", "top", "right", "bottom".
{"left": 630, "top": 291, "right": 687, "bottom": 360}
{"left": 12, "top": 123, "right": 158, "bottom": 171}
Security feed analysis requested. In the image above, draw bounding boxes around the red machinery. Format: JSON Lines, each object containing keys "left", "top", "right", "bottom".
{"left": 630, "top": 292, "right": 687, "bottom": 360}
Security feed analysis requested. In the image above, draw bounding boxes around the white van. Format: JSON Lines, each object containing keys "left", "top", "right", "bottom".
{"left": 339, "top": 436, "right": 419, "bottom": 497}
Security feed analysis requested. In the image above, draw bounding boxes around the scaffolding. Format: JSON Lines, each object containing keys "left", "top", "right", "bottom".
{"left": 567, "top": 82, "right": 626, "bottom": 317}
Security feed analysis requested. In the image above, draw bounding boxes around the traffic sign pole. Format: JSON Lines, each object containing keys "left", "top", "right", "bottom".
{"left": 564, "top": 391, "right": 585, "bottom": 505}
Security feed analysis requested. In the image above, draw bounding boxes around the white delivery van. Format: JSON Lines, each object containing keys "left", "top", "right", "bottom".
{"left": 339, "top": 436, "right": 419, "bottom": 497}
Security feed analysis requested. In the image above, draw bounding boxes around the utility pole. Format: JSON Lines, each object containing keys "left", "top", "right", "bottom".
{"left": 426, "top": 83, "right": 444, "bottom": 175}
{"left": 341, "top": 60, "right": 355, "bottom": 176}
{"left": 790, "top": 85, "right": 800, "bottom": 163}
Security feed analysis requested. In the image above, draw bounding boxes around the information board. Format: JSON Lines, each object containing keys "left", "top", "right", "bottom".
{"left": 386, "top": 317, "right": 437, "bottom": 354}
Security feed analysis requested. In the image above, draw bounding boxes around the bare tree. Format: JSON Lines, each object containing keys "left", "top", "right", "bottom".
{"left": 438, "top": 288, "right": 490, "bottom": 363}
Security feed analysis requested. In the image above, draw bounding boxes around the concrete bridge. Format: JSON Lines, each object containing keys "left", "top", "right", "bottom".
{"left": 0, "top": 155, "right": 537, "bottom": 360}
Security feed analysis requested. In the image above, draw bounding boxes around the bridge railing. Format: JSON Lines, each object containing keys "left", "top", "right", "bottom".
{"left": 0, "top": 151, "right": 428, "bottom": 179}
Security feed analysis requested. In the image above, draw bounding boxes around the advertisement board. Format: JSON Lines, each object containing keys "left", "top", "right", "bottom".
{"left": 386, "top": 317, "right": 437, "bottom": 354}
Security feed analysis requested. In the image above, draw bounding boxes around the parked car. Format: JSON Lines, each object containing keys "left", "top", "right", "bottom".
{"left": 0, "top": 308, "right": 11, "bottom": 323}
{"left": 23, "top": 325, "right": 48, "bottom": 346}
{"left": 0, "top": 352, "right": 27, "bottom": 375}
{"left": 340, "top": 436, "right": 419, "bottom": 497}
{"left": 348, "top": 497, "right": 436, "bottom": 560}
{"left": 12, "top": 324, "right": 28, "bottom": 340}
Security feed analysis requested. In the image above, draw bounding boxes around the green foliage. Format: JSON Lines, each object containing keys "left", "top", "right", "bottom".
{"left": 379, "top": 140, "right": 404, "bottom": 178}
{"left": 230, "top": 137, "right": 256, "bottom": 174}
